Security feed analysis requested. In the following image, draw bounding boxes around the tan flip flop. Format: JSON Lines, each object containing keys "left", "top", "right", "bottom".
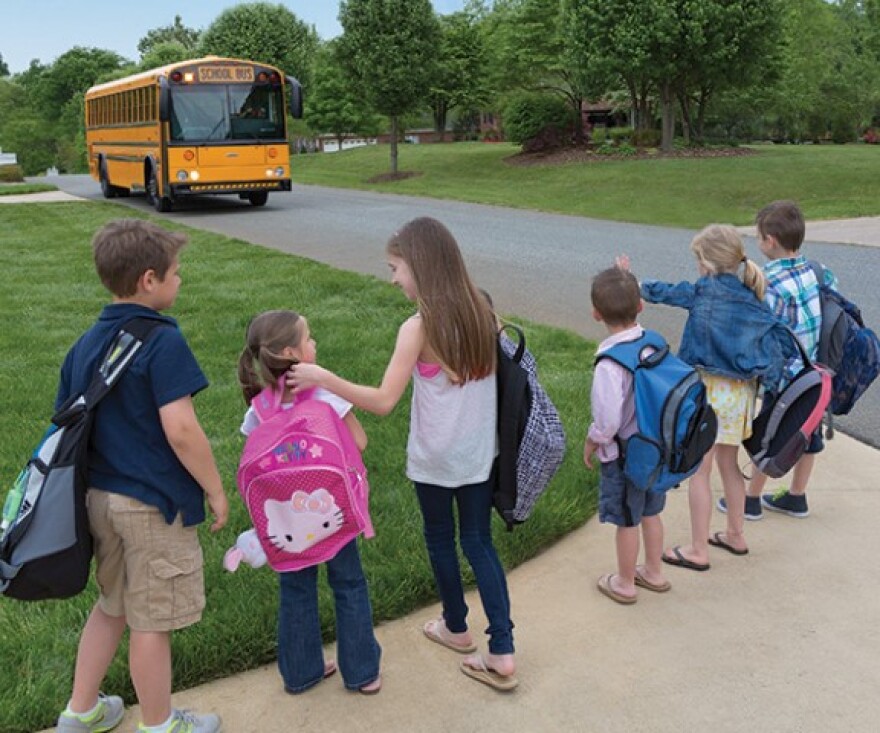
{"left": 634, "top": 567, "right": 672, "bottom": 593}
{"left": 460, "top": 654, "right": 518, "bottom": 691}
{"left": 597, "top": 573, "right": 637, "bottom": 605}
{"left": 422, "top": 618, "right": 477, "bottom": 654}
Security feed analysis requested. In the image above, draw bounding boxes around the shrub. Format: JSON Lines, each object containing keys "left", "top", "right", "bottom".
{"left": 502, "top": 92, "right": 574, "bottom": 149}
{"left": 607, "top": 127, "right": 634, "bottom": 146}
{"left": 0, "top": 165, "right": 24, "bottom": 183}
{"left": 864, "top": 128, "right": 879, "bottom": 144}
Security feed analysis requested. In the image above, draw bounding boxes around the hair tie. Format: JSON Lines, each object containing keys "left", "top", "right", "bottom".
{"left": 741, "top": 256, "right": 747, "bottom": 264}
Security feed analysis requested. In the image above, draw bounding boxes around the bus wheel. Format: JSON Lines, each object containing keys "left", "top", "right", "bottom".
{"left": 147, "top": 167, "right": 172, "bottom": 212}
{"left": 99, "top": 161, "right": 117, "bottom": 199}
{"left": 248, "top": 191, "right": 268, "bottom": 207}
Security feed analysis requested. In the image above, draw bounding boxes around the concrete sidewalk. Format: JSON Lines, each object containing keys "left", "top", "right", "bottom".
{"left": 77, "top": 430, "right": 878, "bottom": 733}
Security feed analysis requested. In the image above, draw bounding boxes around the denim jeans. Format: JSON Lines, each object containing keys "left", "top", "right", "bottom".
{"left": 277, "top": 539, "right": 381, "bottom": 692}
{"left": 414, "top": 477, "right": 515, "bottom": 655}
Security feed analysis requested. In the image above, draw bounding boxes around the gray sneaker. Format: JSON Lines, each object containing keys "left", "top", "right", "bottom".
{"left": 56, "top": 693, "right": 124, "bottom": 733}
{"left": 762, "top": 489, "right": 809, "bottom": 518}
{"left": 137, "top": 709, "right": 222, "bottom": 733}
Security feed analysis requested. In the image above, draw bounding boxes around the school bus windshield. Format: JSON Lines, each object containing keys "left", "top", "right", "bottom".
{"left": 170, "top": 84, "right": 286, "bottom": 142}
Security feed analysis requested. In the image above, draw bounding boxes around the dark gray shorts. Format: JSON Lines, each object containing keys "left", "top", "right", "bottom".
{"left": 599, "top": 460, "right": 666, "bottom": 527}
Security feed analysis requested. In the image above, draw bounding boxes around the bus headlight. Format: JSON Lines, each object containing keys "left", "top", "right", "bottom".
{"left": 191, "top": 171, "right": 200, "bottom": 181}
{"left": 177, "top": 170, "right": 188, "bottom": 181}
{"left": 275, "top": 167, "right": 285, "bottom": 177}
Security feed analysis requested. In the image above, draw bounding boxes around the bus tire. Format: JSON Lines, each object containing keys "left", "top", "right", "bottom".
{"left": 99, "top": 160, "right": 117, "bottom": 199}
{"left": 147, "top": 166, "right": 172, "bottom": 212}
{"left": 248, "top": 191, "right": 268, "bottom": 207}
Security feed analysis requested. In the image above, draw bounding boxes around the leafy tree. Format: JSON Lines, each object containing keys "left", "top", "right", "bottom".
{"left": 304, "top": 41, "right": 384, "bottom": 146}
{"left": 0, "top": 53, "right": 8, "bottom": 77}
{"left": 198, "top": 3, "right": 318, "bottom": 89}
{"left": 672, "top": 0, "right": 783, "bottom": 143}
{"left": 137, "top": 15, "right": 201, "bottom": 58}
{"left": 21, "top": 47, "right": 127, "bottom": 121}
{"left": 428, "top": 11, "right": 491, "bottom": 139}
{"left": 338, "top": 0, "right": 440, "bottom": 174}
{"left": 139, "top": 41, "right": 192, "bottom": 71}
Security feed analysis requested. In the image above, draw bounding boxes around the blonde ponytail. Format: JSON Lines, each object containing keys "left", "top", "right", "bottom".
{"left": 742, "top": 257, "right": 766, "bottom": 301}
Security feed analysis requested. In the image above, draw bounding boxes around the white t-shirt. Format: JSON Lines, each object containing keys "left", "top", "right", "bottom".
{"left": 240, "top": 387, "right": 352, "bottom": 436}
{"left": 406, "top": 363, "right": 497, "bottom": 487}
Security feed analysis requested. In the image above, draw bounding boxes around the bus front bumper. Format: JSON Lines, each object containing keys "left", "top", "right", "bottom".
{"left": 169, "top": 179, "right": 291, "bottom": 197}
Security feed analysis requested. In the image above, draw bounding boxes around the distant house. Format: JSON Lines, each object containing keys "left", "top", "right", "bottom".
{"left": 0, "top": 148, "right": 17, "bottom": 166}
{"left": 315, "top": 128, "right": 451, "bottom": 153}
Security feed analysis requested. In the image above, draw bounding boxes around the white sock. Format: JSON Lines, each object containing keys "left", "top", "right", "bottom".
{"left": 139, "top": 712, "right": 175, "bottom": 732}
{"left": 65, "top": 699, "right": 100, "bottom": 718}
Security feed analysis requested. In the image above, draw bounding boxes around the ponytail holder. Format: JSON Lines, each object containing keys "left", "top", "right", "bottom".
{"left": 741, "top": 256, "right": 748, "bottom": 264}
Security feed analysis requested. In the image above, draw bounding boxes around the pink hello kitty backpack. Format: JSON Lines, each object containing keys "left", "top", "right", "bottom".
{"left": 236, "top": 385, "right": 374, "bottom": 572}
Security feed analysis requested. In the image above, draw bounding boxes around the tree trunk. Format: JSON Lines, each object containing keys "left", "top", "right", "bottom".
{"left": 678, "top": 92, "right": 692, "bottom": 146}
{"left": 660, "top": 82, "right": 675, "bottom": 152}
{"left": 390, "top": 115, "right": 399, "bottom": 174}
{"left": 695, "top": 86, "right": 711, "bottom": 144}
{"left": 433, "top": 101, "right": 448, "bottom": 142}
{"left": 571, "top": 96, "right": 584, "bottom": 145}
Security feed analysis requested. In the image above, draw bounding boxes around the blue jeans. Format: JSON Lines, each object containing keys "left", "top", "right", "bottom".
{"left": 277, "top": 539, "right": 381, "bottom": 692}
{"left": 414, "top": 477, "right": 515, "bottom": 655}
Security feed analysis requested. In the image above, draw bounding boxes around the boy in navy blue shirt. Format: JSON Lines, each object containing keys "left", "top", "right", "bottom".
{"left": 55, "top": 220, "right": 228, "bottom": 733}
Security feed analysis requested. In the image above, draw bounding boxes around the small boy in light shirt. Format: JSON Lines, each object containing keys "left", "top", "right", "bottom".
{"left": 584, "top": 266, "right": 670, "bottom": 605}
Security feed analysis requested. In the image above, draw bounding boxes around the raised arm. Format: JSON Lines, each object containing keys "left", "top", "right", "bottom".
{"left": 290, "top": 316, "right": 424, "bottom": 416}
{"left": 641, "top": 279, "right": 697, "bottom": 310}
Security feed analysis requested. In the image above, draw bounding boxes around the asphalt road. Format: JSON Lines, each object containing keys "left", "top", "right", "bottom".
{"left": 47, "top": 174, "right": 880, "bottom": 447}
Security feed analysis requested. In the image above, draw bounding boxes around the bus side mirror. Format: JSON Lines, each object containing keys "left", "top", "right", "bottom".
{"left": 286, "top": 76, "right": 303, "bottom": 119}
{"left": 158, "top": 78, "right": 170, "bottom": 122}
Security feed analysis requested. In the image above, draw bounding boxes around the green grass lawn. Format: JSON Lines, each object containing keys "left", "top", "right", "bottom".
{"left": 290, "top": 142, "right": 880, "bottom": 227}
{"left": 0, "top": 202, "right": 596, "bottom": 733}
{"left": 0, "top": 183, "right": 58, "bottom": 196}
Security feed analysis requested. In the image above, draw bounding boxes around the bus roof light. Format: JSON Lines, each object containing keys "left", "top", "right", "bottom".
{"left": 170, "top": 71, "right": 182, "bottom": 83}
{"left": 183, "top": 72, "right": 194, "bottom": 83}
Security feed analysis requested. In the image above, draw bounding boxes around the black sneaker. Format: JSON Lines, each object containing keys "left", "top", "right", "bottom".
{"left": 716, "top": 496, "right": 763, "bottom": 521}
{"left": 761, "top": 489, "right": 809, "bottom": 518}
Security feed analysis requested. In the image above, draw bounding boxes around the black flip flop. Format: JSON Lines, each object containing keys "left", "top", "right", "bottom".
{"left": 708, "top": 532, "right": 749, "bottom": 556}
{"left": 662, "top": 545, "right": 710, "bottom": 571}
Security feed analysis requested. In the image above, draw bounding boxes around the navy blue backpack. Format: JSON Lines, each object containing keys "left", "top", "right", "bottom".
{"left": 809, "top": 262, "right": 880, "bottom": 428}
{"left": 597, "top": 330, "right": 717, "bottom": 493}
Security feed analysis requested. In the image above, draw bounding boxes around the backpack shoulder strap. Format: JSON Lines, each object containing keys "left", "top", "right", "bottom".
{"left": 251, "top": 377, "right": 317, "bottom": 424}
{"left": 499, "top": 323, "right": 526, "bottom": 364}
{"left": 83, "top": 317, "right": 167, "bottom": 408}
{"left": 596, "top": 329, "right": 667, "bottom": 372}
{"left": 808, "top": 259, "right": 826, "bottom": 287}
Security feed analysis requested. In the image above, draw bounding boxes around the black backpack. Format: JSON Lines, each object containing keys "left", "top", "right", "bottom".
{"left": 0, "top": 318, "right": 163, "bottom": 601}
{"left": 809, "top": 261, "right": 880, "bottom": 435}
{"left": 493, "top": 324, "right": 566, "bottom": 530}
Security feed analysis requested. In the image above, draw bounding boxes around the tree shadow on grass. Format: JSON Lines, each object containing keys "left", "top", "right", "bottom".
{"left": 367, "top": 171, "right": 424, "bottom": 184}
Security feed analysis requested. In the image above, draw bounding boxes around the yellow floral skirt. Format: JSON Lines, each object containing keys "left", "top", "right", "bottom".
{"left": 698, "top": 371, "right": 757, "bottom": 445}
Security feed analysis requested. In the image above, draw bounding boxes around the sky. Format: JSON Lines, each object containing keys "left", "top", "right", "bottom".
{"left": 1, "top": 0, "right": 468, "bottom": 75}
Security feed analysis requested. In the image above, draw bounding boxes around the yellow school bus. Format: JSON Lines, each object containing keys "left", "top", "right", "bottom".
{"left": 85, "top": 56, "right": 302, "bottom": 212}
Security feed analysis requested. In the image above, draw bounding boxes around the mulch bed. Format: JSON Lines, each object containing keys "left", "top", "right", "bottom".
{"left": 505, "top": 146, "right": 758, "bottom": 167}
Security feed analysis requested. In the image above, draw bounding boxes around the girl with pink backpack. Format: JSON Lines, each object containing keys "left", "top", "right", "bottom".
{"left": 236, "top": 310, "right": 382, "bottom": 695}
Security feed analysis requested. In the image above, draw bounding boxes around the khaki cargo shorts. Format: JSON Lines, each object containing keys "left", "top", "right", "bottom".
{"left": 87, "top": 490, "right": 205, "bottom": 632}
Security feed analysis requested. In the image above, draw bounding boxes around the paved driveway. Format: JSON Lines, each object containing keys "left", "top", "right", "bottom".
{"left": 44, "top": 175, "right": 880, "bottom": 446}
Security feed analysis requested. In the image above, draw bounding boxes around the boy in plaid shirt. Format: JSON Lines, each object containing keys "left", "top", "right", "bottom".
{"left": 719, "top": 201, "right": 837, "bottom": 520}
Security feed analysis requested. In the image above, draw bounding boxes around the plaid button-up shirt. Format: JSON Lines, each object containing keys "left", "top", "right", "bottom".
{"left": 763, "top": 255, "right": 837, "bottom": 373}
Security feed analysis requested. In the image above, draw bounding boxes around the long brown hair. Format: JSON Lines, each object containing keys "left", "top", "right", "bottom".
{"left": 387, "top": 217, "right": 496, "bottom": 382}
{"left": 691, "top": 224, "right": 766, "bottom": 301}
{"left": 237, "top": 310, "right": 304, "bottom": 404}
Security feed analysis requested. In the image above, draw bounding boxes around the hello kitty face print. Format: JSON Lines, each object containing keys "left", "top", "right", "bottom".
{"left": 264, "top": 488, "right": 344, "bottom": 555}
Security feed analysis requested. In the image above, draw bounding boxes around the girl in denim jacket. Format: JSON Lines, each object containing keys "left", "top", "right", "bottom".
{"left": 637, "top": 225, "right": 795, "bottom": 570}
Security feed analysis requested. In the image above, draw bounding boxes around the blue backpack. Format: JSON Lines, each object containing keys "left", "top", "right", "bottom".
{"left": 809, "top": 261, "right": 880, "bottom": 428}
{"left": 597, "top": 330, "right": 717, "bottom": 493}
